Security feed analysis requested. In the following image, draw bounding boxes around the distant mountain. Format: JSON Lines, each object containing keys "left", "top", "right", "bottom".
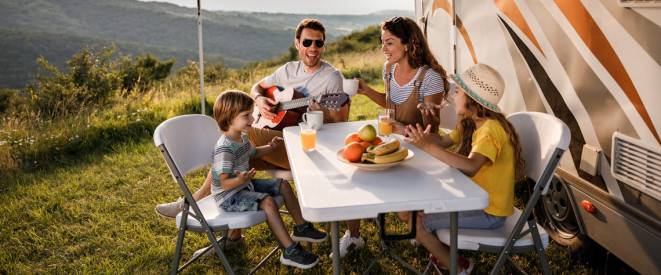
{"left": 0, "top": 0, "right": 412, "bottom": 89}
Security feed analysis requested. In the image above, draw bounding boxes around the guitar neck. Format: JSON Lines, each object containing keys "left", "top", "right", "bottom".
{"left": 276, "top": 95, "right": 320, "bottom": 112}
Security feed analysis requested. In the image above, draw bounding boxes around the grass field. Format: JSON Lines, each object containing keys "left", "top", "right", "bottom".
{"left": 0, "top": 48, "right": 634, "bottom": 274}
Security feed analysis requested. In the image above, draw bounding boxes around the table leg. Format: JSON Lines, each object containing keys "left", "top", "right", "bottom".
{"left": 331, "top": 221, "right": 340, "bottom": 275}
{"left": 450, "top": 212, "right": 458, "bottom": 275}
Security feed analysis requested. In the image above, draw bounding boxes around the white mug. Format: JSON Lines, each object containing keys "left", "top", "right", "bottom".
{"left": 343, "top": 79, "right": 359, "bottom": 98}
{"left": 302, "top": 111, "right": 323, "bottom": 130}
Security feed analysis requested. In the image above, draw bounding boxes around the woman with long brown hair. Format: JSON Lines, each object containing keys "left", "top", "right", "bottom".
{"left": 337, "top": 16, "right": 451, "bottom": 259}
{"left": 357, "top": 16, "right": 450, "bottom": 134}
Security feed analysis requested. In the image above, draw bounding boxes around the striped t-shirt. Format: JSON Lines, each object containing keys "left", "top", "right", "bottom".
{"left": 211, "top": 133, "right": 257, "bottom": 204}
{"left": 383, "top": 63, "right": 445, "bottom": 104}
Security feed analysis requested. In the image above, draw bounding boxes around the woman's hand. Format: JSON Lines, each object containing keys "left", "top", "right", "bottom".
{"left": 417, "top": 102, "right": 443, "bottom": 117}
{"left": 404, "top": 123, "right": 433, "bottom": 150}
{"left": 234, "top": 168, "right": 256, "bottom": 183}
{"left": 267, "top": 136, "right": 283, "bottom": 149}
{"left": 356, "top": 78, "right": 369, "bottom": 95}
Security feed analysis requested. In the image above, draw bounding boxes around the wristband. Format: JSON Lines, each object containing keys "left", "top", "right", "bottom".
{"left": 254, "top": 94, "right": 264, "bottom": 101}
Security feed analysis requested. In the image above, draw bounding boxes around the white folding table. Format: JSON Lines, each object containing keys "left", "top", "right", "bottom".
{"left": 282, "top": 120, "right": 489, "bottom": 274}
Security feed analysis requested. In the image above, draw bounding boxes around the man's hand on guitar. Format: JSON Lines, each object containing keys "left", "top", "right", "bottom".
{"left": 308, "top": 98, "right": 332, "bottom": 122}
{"left": 257, "top": 96, "right": 279, "bottom": 120}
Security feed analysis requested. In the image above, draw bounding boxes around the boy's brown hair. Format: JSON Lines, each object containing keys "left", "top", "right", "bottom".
{"left": 213, "top": 90, "right": 254, "bottom": 132}
{"left": 295, "top": 19, "right": 326, "bottom": 41}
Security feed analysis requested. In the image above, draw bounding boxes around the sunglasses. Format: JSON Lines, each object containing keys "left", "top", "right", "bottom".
{"left": 390, "top": 16, "right": 404, "bottom": 24}
{"left": 389, "top": 16, "right": 410, "bottom": 32}
{"left": 301, "top": 39, "right": 325, "bottom": 48}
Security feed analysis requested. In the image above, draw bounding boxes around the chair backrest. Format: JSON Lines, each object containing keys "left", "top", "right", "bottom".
{"left": 507, "top": 112, "right": 570, "bottom": 194}
{"left": 154, "top": 114, "right": 221, "bottom": 180}
{"left": 438, "top": 82, "right": 458, "bottom": 131}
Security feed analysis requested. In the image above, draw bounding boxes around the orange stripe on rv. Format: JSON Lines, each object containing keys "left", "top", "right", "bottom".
{"left": 554, "top": 0, "right": 660, "bottom": 144}
{"left": 456, "top": 17, "right": 478, "bottom": 65}
{"left": 432, "top": 0, "right": 478, "bottom": 64}
{"left": 494, "top": 0, "right": 545, "bottom": 58}
{"left": 432, "top": 0, "right": 452, "bottom": 15}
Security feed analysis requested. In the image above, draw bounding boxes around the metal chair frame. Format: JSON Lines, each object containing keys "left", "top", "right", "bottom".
{"left": 425, "top": 112, "right": 570, "bottom": 275}
{"left": 154, "top": 114, "right": 283, "bottom": 275}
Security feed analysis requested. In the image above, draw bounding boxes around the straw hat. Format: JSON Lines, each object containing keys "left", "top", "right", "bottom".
{"left": 452, "top": 64, "right": 505, "bottom": 112}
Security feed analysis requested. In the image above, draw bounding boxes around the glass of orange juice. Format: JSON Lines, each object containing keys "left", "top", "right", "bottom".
{"left": 299, "top": 122, "right": 316, "bottom": 151}
{"left": 377, "top": 109, "right": 394, "bottom": 137}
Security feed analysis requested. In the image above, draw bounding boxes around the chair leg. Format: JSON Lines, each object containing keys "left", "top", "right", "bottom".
{"left": 248, "top": 245, "right": 282, "bottom": 275}
{"left": 421, "top": 261, "right": 435, "bottom": 275}
{"left": 171, "top": 207, "right": 191, "bottom": 275}
{"left": 528, "top": 219, "right": 551, "bottom": 275}
{"left": 171, "top": 226, "right": 186, "bottom": 275}
{"left": 206, "top": 229, "right": 235, "bottom": 275}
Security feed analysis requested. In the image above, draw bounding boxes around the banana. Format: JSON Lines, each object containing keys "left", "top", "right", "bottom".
{"left": 367, "top": 139, "right": 400, "bottom": 155}
{"left": 362, "top": 147, "right": 409, "bottom": 164}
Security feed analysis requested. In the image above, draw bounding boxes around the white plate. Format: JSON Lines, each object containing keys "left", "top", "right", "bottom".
{"left": 336, "top": 148, "right": 414, "bottom": 171}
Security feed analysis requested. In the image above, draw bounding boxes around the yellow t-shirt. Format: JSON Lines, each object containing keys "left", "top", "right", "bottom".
{"left": 449, "top": 119, "right": 515, "bottom": 216}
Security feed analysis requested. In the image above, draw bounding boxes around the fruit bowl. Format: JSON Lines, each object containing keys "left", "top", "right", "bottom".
{"left": 336, "top": 148, "right": 414, "bottom": 171}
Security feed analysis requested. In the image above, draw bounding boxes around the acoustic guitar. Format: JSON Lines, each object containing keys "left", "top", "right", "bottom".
{"left": 252, "top": 86, "right": 349, "bottom": 130}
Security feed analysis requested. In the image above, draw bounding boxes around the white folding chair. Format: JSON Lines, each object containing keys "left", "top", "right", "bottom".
{"left": 429, "top": 112, "right": 570, "bottom": 275}
{"left": 438, "top": 82, "right": 458, "bottom": 133}
{"left": 154, "top": 114, "right": 284, "bottom": 275}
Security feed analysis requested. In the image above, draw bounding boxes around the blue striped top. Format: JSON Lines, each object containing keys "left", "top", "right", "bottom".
{"left": 383, "top": 63, "right": 445, "bottom": 104}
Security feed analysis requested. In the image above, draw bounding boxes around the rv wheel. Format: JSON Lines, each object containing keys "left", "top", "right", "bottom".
{"left": 530, "top": 174, "right": 593, "bottom": 255}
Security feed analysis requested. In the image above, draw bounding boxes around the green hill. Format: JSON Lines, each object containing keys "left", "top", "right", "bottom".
{"left": 0, "top": 27, "right": 245, "bottom": 90}
{"left": 0, "top": 0, "right": 411, "bottom": 89}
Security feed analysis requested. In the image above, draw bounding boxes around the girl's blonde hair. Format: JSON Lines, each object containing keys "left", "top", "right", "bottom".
{"left": 455, "top": 97, "right": 525, "bottom": 179}
{"left": 213, "top": 90, "right": 254, "bottom": 132}
{"left": 381, "top": 16, "right": 450, "bottom": 103}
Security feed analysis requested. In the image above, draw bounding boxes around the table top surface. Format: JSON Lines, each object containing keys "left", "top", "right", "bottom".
{"left": 282, "top": 120, "right": 489, "bottom": 222}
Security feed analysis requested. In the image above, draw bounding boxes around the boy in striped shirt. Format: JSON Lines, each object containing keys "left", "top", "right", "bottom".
{"left": 211, "top": 90, "right": 327, "bottom": 269}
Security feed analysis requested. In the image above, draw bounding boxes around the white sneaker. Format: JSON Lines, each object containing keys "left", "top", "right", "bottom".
{"left": 329, "top": 230, "right": 364, "bottom": 258}
{"left": 154, "top": 197, "right": 185, "bottom": 219}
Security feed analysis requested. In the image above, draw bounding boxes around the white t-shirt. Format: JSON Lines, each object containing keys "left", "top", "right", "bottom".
{"left": 383, "top": 63, "right": 445, "bottom": 104}
{"left": 264, "top": 60, "right": 344, "bottom": 97}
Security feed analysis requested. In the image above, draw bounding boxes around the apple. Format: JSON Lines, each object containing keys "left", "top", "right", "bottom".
{"left": 357, "top": 124, "right": 376, "bottom": 142}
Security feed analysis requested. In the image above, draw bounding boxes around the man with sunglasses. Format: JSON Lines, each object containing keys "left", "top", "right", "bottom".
{"left": 247, "top": 18, "right": 347, "bottom": 171}
{"left": 251, "top": 18, "right": 346, "bottom": 125}
{"left": 155, "top": 19, "right": 344, "bottom": 255}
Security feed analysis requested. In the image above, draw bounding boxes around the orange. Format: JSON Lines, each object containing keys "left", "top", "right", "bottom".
{"left": 345, "top": 132, "right": 362, "bottom": 145}
{"left": 371, "top": 136, "right": 382, "bottom": 145}
{"left": 344, "top": 142, "right": 365, "bottom": 163}
{"left": 359, "top": 141, "right": 372, "bottom": 150}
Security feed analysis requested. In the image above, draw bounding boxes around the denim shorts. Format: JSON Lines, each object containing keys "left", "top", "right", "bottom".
{"left": 422, "top": 210, "right": 506, "bottom": 232}
{"left": 220, "top": 178, "right": 282, "bottom": 212}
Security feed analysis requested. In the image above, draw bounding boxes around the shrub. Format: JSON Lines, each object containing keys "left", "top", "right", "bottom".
{"left": 173, "top": 59, "right": 229, "bottom": 87}
{"left": 119, "top": 53, "right": 175, "bottom": 93}
{"left": 30, "top": 45, "right": 122, "bottom": 117}
{"left": 0, "top": 89, "right": 17, "bottom": 114}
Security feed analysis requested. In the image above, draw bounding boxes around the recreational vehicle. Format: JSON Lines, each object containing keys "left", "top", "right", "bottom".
{"left": 413, "top": 0, "right": 661, "bottom": 273}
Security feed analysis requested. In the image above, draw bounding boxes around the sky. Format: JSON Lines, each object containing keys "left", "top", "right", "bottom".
{"left": 139, "top": 0, "right": 414, "bottom": 15}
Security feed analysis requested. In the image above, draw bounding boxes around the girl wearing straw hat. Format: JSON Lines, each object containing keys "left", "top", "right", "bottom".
{"left": 399, "top": 64, "right": 525, "bottom": 274}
